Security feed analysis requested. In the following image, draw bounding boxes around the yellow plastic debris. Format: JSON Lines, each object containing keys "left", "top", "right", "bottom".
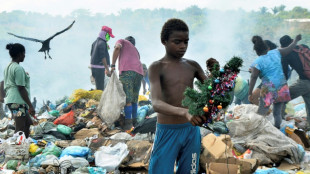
{"left": 70, "top": 89, "right": 103, "bottom": 103}
{"left": 138, "top": 95, "right": 148, "bottom": 102}
{"left": 86, "top": 99, "right": 99, "bottom": 108}
{"left": 29, "top": 143, "right": 39, "bottom": 153}
{"left": 80, "top": 111, "right": 90, "bottom": 117}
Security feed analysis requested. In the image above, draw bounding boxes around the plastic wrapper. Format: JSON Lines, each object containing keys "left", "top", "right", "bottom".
{"left": 6, "top": 160, "right": 19, "bottom": 170}
{"left": 49, "top": 110, "right": 60, "bottom": 117}
{"left": 42, "top": 143, "right": 62, "bottom": 157}
{"left": 54, "top": 110, "right": 75, "bottom": 126}
{"left": 57, "top": 124, "right": 72, "bottom": 135}
{"left": 94, "top": 142, "right": 129, "bottom": 172}
{"left": 60, "top": 146, "right": 91, "bottom": 158}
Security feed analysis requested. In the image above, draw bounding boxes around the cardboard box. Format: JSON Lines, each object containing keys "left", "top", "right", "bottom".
{"left": 207, "top": 162, "right": 239, "bottom": 174}
{"left": 201, "top": 133, "right": 233, "bottom": 159}
{"left": 201, "top": 156, "right": 258, "bottom": 173}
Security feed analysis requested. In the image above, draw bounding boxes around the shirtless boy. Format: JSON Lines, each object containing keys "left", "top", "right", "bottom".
{"left": 148, "top": 18, "right": 207, "bottom": 174}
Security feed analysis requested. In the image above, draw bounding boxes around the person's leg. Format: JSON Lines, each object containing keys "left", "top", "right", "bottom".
{"left": 7, "top": 104, "right": 31, "bottom": 137}
{"left": 302, "top": 93, "right": 310, "bottom": 125}
{"left": 0, "top": 103, "right": 5, "bottom": 119}
{"left": 289, "top": 80, "right": 304, "bottom": 100}
{"left": 96, "top": 69, "right": 105, "bottom": 91}
{"left": 257, "top": 97, "right": 270, "bottom": 116}
{"left": 92, "top": 68, "right": 105, "bottom": 91}
{"left": 273, "top": 102, "right": 284, "bottom": 129}
{"left": 119, "top": 71, "right": 134, "bottom": 130}
{"left": 176, "top": 125, "right": 201, "bottom": 174}
{"left": 149, "top": 124, "right": 182, "bottom": 174}
{"left": 289, "top": 79, "right": 310, "bottom": 124}
{"left": 132, "top": 73, "right": 143, "bottom": 126}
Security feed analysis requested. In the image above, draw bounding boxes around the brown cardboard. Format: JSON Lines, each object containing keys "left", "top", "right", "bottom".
{"left": 74, "top": 128, "right": 103, "bottom": 139}
{"left": 207, "top": 162, "right": 239, "bottom": 174}
{"left": 121, "top": 140, "right": 153, "bottom": 169}
{"left": 201, "top": 157, "right": 258, "bottom": 173}
{"left": 202, "top": 134, "right": 233, "bottom": 159}
{"left": 277, "top": 161, "right": 300, "bottom": 171}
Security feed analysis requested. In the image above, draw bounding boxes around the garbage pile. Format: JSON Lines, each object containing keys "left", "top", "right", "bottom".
{"left": 0, "top": 89, "right": 155, "bottom": 174}
{"left": 200, "top": 103, "right": 310, "bottom": 174}
{"left": 1, "top": 87, "right": 310, "bottom": 173}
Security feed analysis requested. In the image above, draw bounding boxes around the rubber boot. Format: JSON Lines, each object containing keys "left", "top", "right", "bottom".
{"left": 132, "top": 118, "right": 137, "bottom": 127}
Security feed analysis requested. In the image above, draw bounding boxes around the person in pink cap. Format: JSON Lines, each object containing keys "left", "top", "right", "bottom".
{"left": 111, "top": 36, "right": 144, "bottom": 130}
{"left": 90, "top": 26, "right": 115, "bottom": 90}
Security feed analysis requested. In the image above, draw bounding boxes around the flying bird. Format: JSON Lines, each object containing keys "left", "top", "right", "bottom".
{"left": 8, "top": 20, "right": 75, "bottom": 59}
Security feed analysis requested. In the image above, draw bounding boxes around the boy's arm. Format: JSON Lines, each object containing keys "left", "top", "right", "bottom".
{"left": 191, "top": 60, "right": 207, "bottom": 82}
{"left": 149, "top": 62, "right": 204, "bottom": 125}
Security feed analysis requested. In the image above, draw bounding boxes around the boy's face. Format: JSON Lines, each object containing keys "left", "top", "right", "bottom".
{"left": 163, "top": 31, "right": 189, "bottom": 58}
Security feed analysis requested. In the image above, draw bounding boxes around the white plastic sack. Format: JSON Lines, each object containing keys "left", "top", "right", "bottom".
{"left": 40, "top": 155, "right": 59, "bottom": 166}
{"left": 228, "top": 104, "right": 302, "bottom": 165}
{"left": 109, "top": 132, "right": 132, "bottom": 140}
{"left": 97, "top": 72, "right": 126, "bottom": 126}
{"left": 37, "top": 111, "right": 54, "bottom": 120}
{"left": 59, "top": 156, "right": 89, "bottom": 168}
{"left": 94, "top": 142, "right": 129, "bottom": 172}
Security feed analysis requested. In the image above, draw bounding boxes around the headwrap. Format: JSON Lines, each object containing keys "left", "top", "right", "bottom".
{"left": 98, "top": 30, "right": 110, "bottom": 49}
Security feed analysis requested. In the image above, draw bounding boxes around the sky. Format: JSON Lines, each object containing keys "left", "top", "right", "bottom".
{"left": 1, "top": 0, "right": 310, "bottom": 16}
{"left": 0, "top": 0, "right": 308, "bottom": 106}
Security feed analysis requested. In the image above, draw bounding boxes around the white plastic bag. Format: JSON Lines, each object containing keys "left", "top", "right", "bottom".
{"left": 40, "top": 155, "right": 59, "bottom": 166}
{"left": 59, "top": 156, "right": 89, "bottom": 168}
{"left": 109, "top": 132, "right": 132, "bottom": 140}
{"left": 94, "top": 142, "right": 129, "bottom": 172}
{"left": 97, "top": 72, "right": 126, "bottom": 126}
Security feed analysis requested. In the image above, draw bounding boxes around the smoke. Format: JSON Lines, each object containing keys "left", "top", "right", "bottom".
{"left": 0, "top": 6, "right": 304, "bottom": 107}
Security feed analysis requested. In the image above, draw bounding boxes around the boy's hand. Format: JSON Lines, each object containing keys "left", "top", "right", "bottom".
{"left": 190, "top": 115, "right": 206, "bottom": 126}
{"left": 183, "top": 108, "right": 206, "bottom": 126}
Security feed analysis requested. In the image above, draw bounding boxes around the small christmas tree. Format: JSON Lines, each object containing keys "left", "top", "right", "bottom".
{"left": 182, "top": 56, "right": 243, "bottom": 125}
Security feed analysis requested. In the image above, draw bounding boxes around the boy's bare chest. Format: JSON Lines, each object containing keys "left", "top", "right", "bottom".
{"left": 160, "top": 66, "right": 195, "bottom": 86}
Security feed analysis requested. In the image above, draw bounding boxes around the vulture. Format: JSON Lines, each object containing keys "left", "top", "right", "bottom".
{"left": 8, "top": 20, "right": 75, "bottom": 59}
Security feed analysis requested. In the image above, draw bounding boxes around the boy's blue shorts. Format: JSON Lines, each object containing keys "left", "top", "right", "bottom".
{"left": 149, "top": 122, "right": 201, "bottom": 174}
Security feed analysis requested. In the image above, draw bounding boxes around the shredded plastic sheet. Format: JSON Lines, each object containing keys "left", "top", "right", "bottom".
{"left": 228, "top": 104, "right": 303, "bottom": 165}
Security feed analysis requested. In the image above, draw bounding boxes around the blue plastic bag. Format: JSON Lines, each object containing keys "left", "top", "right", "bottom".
{"left": 254, "top": 168, "right": 288, "bottom": 174}
{"left": 137, "top": 105, "right": 149, "bottom": 123}
{"left": 28, "top": 154, "right": 46, "bottom": 167}
{"left": 60, "top": 146, "right": 91, "bottom": 158}
{"left": 87, "top": 167, "right": 107, "bottom": 174}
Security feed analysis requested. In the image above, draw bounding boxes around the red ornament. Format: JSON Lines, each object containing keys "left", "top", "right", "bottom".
{"left": 209, "top": 100, "right": 214, "bottom": 104}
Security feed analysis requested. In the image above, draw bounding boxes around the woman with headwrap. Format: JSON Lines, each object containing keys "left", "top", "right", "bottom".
{"left": 90, "top": 26, "right": 115, "bottom": 90}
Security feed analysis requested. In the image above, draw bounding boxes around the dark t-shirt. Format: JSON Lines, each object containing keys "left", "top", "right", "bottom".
{"left": 282, "top": 44, "right": 309, "bottom": 80}
{"left": 90, "top": 38, "right": 110, "bottom": 66}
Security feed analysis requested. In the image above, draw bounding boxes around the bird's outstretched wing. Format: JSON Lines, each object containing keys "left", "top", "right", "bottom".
{"left": 7, "top": 32, "right": 43, "bottom": 43}
{"left": 47, "top": 20, "right": 75, "bottom": 40}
